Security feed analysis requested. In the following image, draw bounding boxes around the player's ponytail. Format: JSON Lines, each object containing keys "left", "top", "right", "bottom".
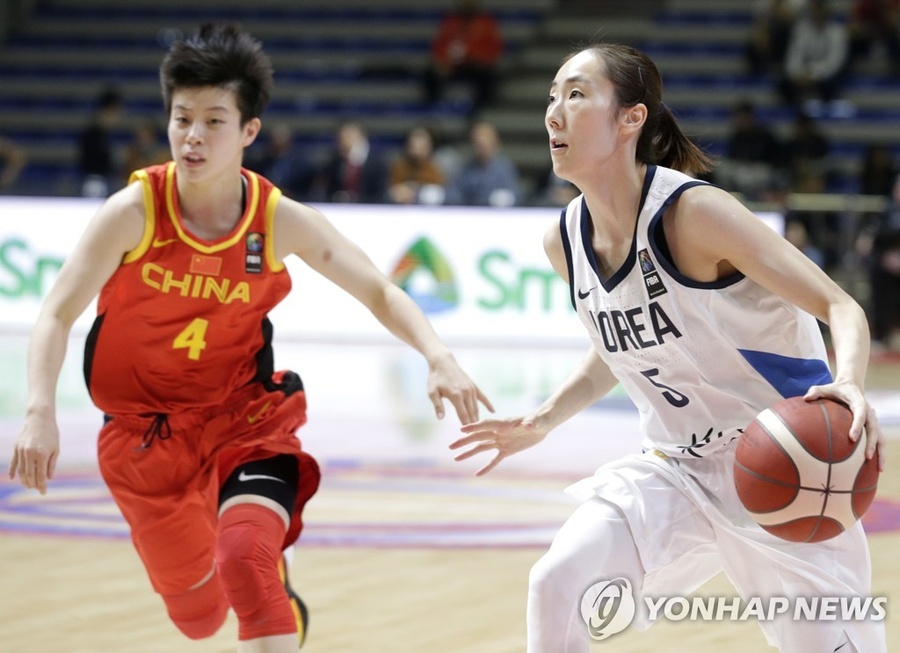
{"left": 577, "top": 43, "right": 713, "bottom": 175}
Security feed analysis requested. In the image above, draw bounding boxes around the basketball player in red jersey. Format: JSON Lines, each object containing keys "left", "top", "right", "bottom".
{"left": 8, "top": 23, "right": 492, "bottom": 652}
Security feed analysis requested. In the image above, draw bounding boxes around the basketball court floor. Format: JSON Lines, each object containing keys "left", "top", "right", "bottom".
{"left": 1, "top": 334, "right": 899, "bottom": 652}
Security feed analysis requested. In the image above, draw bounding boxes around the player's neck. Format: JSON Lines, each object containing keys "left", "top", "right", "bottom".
{"left": 581, "top": 161, "right": 646, "bottom": 240}
{"left": 177, "top": 173, "right": 247, "bottom": 240}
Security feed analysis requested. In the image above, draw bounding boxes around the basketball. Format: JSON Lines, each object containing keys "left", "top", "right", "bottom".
{"left": 734, "top": 397, "right": 879, "bottom": 543}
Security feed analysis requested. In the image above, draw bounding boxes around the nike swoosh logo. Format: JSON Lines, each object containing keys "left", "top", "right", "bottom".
{"left": 238, "top": 471, "right": 286, "bottom": 484}
{"left": 247, "top": 401, "right": 272, "bottom": 424}
{"left": 152, "top": 237, "right": 179, "bottom": 248}
{"left": 577, "top": 287, "right": 596, "bottom": 299}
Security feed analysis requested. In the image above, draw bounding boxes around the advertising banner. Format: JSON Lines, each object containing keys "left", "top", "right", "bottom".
{"left": 0, "top": 198, "right": 782, "bottom": 346}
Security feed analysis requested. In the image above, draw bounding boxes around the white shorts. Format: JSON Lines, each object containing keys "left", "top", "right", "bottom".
{"left": 565, "top": 439, "right": 885, "bottom": 652}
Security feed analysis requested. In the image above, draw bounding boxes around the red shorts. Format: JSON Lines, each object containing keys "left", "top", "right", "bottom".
{"left": 97, "top": 381, "right": 320, "bottom": 595}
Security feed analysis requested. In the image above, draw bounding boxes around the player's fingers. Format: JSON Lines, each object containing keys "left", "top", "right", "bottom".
{"left": 864, "top": 407, "right": 881, "bottom": 460}
{"left": 803, "top": 385, "right": 824, "bottom": 400}
{"left": 459, "top": 420, "right": 495, "bottom": 435}
{"left": 463, "top": 390, "right": 479, "bottom": 425}
{"left": 476, "top": 454, "right": 505, "bottom": 476}
{"left": 428, "top": 389, "right": 445, "bottom": 421}
{"left": 449, "top": 433, "right": 488, "bottom": 450}
{"left": 849, "top": 418, "right": 865, "bottom": 442}
{"left": 452, "top": 442, "right": 496, "bottom": 462}
{"left": 476, "top": 387, "right": 495, "bottom": 413}
{"left": 20, "top": 454, "right": 35, "bottom": 489}
{"left": 8, "top": 449, "right": 18, "bottom": 480}
{"left": 35, "top": 463, "right": 48, "bottom": 495}
{"left": 23, "top": 448, "right": 50, "bottom": 492}
{"left": 451, "top": 393, "right": 473, "bottom": 425}
{"left": 48, "top": 450, "right": 58, "bottom": 481}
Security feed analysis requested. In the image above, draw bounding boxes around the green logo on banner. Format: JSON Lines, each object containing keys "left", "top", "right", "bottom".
{"left": 390, "top": 237, "right": 458, "bottom": 314}
{"left": 0, "top": 238, "right": 65, "bottom": 298}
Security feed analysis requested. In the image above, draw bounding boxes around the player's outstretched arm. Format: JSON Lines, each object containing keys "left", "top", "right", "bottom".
{"left": 273, "top": 198, "right": 493, "bottom": 424}
{"left": 451, "top": 345, "right": 618, "bottom": 475}
{"left": 9, "top": 185, "right": 145, "bottom": 494}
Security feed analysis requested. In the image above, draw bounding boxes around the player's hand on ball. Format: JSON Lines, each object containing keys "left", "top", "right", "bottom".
{"left": 450, "top": 415, "right": 548, "bottom": 476}
{"left": 804, "top": 380, "right": 885, "bottom": 471}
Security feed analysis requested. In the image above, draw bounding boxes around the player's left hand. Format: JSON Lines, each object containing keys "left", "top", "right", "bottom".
{"left": 805, "top": 381, "right": 885, "bottom": 472}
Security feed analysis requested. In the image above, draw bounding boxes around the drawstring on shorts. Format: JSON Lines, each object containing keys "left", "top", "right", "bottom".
{"left": 136, "top": 413, "right": 172, "bottom": 451}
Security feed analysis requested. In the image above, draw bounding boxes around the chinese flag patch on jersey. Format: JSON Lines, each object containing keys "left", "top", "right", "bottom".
{"left": 190, "top": 254, "right": 222, "bottom": 276}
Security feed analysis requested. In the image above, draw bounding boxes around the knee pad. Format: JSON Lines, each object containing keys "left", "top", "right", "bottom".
{"left": 162, "top": 574, "right": 228, "bottom": 640}
{"left": 216, "top": 503, "right": 297, "bottom": 641}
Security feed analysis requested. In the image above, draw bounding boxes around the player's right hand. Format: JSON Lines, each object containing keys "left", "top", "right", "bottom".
{"left": 9, "top": 414, "right": 60, "bottom": 495}
{"left": 450, "top": 415, "right": 548, "bottom": 476}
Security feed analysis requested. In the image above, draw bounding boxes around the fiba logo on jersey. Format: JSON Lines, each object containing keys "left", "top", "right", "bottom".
{"left": 580, "top": 577, "right": 636, "bottom": 640}
{"left": 638, "top": 248, "right": 667, "bottom": 299}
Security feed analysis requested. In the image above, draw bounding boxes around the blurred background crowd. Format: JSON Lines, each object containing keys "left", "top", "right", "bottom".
{"left": 0, "top": 0, "right": 899, "bottom": 348}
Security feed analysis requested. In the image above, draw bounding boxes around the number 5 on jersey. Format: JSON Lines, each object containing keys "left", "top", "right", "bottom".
{"left": 173, "top": 318, "right": 209, "bottom": 360}
{"left": 640, "top": 367, "right": 690, "bottom": 407}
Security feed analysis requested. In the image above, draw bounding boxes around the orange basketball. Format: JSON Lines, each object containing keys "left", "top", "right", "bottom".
{"left": 733, "top": 397, "right": 879, "bottom": 543}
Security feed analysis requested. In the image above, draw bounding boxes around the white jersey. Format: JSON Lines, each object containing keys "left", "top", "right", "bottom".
{"left": 561, "top": 164, "right": 831, "bottom": 459}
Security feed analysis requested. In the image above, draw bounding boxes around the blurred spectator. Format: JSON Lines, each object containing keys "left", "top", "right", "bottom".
{"left": 388, "top": 125, "right": 446, "bottom": 205}
{"left": 0, "top": 133, "right": 27, "bottom": 193}
{"left": 446, "top": 120, "right": 520, "bottom": 207}
{"left": 78, "top": 87, "right": 123, "bottom": 198}
{"left": 859, "top": 143, "right": 897, "bottom": 196}
{"left": 778, "top": 0, "right": 849, "bottom": 111}
{"left": 785, "top": 112, "right": 830, "bottom": 192}
{"left": 847, "top": 0, "right": 900, "bottom": 76}
{"left": 319, "top": 121, "right": 388, "bottom": 204}
{"left": 784, "top": 217, "right": 826, "bottom": 267}
{"left": 245, "top": 123, "right": 316, "bottom": 200}
{"left": 429, "top": 123, "right": 465, "bottom": 183}
{"left": 122, "top": 118, "right": 169, "bottom": 180}
{"left": 855, "top": 144, "right": 896, "bottom": 253}
{"left": 857, "top": 175, "right": 900, "bottom": 349}
{"left": 746, "top": 0, "right": 806, "bottom": 76}
{"left": 422, "top": 0, "right": 503, "bottom": 112}
{"left": 713, "top": 100, "right": 786, "bottom": 199}
{"left": 530, "top": 164, "right": 579, "bottom": 207}
{"left": 784, "top": 112, "right": 836, "bottom": 266}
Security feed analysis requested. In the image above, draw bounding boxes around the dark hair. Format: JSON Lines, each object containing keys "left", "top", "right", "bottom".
{"left": 570, "top": 43, "right": 713, "bottom": 175}
{"left": 159, "top": 23, "right": 273, "bottom": 124}
{"left": 97, "top": 87, "right": 122, "bottom": 110}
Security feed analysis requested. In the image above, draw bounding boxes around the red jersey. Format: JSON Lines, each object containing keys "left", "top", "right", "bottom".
{"left": 84, "top": 162, "right": 292, "bottom": 415}
{"left": 430, "top": 11, "right": 503, "bottom": 67}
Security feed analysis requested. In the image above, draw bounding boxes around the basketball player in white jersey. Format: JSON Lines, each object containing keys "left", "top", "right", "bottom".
{"left": 451, "top": 44, "right": 886, "bottom": 652}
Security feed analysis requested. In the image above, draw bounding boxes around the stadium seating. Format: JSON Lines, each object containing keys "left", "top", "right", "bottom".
{"left": 1, "top": 0, "right": 898, "bottom": 197}
{"left": 0, "top": 0, "right": 554, "bottom": 195}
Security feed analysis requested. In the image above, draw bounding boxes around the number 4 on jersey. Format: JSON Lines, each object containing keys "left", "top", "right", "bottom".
{"left": 173, "top": 318, "right": 209, "bottom": 360}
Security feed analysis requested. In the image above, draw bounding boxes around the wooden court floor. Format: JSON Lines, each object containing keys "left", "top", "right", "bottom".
{"left": 1, "top": 347, "right": 899, "bottom": 652}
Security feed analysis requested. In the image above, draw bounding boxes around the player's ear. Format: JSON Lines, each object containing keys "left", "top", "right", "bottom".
{"left": 621, "top": 104, "right": 647, "bottom": 134}
{"left": 242, "top": 118, "right": 262, "bottom": 147}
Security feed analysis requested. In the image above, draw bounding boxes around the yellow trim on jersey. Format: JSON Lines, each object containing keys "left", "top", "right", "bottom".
{"left": 163, "top": 162, "right": 261, "bottom": 253}
{"left": 122, "top": 169, "right": 157, "bottom": 264}
{"left": 264, "top": 187, "right": 285, "bottom": 273}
